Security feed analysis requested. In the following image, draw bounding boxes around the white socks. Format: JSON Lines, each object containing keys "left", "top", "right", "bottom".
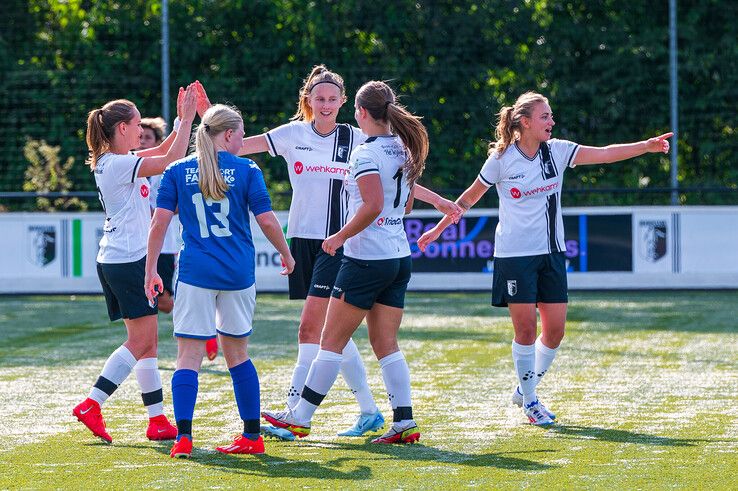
{"left": 511, "top": 341, "right": 537, "bottom": 406}
{"left": 293, "top": 349, "right": 342, "bottom": 424}
{"left": 341, "top": 338, "right": 379, "bottom": 415}
{"left": 134, "top": 357, "right": 164, "bottom": 418}
{"left": 287, "top": 343, "right": 320, "bottom": 408}
{"left": 379, "top": 351, "right": 413, "bottom": 427}
{"left": 89, "top": 345, "right": 137, "bottom": 406}
{"left": 534, "top": 336, "right": 558, "bottom": 386}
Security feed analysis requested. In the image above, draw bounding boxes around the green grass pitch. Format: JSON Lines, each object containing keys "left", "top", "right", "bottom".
{"left": 0, "top": 292, "right": 736, "bottom": 489}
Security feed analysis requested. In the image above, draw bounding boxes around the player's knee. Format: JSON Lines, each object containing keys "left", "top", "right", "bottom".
{"left": 297, "top": 321, "right": 322, "bottom": 343}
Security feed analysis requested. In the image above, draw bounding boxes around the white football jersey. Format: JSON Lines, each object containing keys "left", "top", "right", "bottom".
{"left": 478, "top": 139, "right": 580, "bottom": 258}
{"left": 343, "top": 135, "right": 412, "bottom": 260}
{"left": 94, "top": 153, "right": 152, "bottom": 263}
{"left": 266, "top": 121, "right": 365, "bottom": 239}
{"left": 148, "top": 174, "right": 182, "bottom": 254}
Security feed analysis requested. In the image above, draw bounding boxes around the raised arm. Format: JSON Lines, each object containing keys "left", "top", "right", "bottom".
{"left": 137, "top": 84, "right": 197, "bottom": 178}
{"left": 574, "top": 132, "right": 672, "bottom": 166}
{"left": 135, "top": 87, "right": 186, "bottom": 158}
{"left": 416, "top": 178, "right": 489, "bottom": 252}
{"left": 322, "top": 174, "right": 383, "bottom": 256}
{"left": 254, "top": 211, "right": 295, "bottom": 275}
{"left": 239, "top": 134, "right": 270, "bottom": 156}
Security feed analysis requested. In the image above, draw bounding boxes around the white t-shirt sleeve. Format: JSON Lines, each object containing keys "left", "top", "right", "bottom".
{"left": 265, "top": 122, "right": 295, "bottom": 158}
{"left": 351, "top": 126, "right": 368, "bottom": 147}
{"left": 549, "top": 139, "right": 580, "bottom": 170}
{"left": 477, "top": 154, "right": 501, "bottom": 187}
{"left": 105, "top": 153, "right": 143, "bottom": 186}
{"left": 350, "top": 146, "right": 380, "bottom": 180}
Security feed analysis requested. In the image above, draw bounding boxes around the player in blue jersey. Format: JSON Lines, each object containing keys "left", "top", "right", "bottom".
{"left": 72, "top": 86, "right": 197, "bottom": 445}
{"left": 418, "top": 91, "right": 671, "bottom": 426}
{"left": 195, "top": 71, "right": 460, "bottom": 440}
{"left": 263, "top": 81, "right": 429, "bottom": 444}
{"left": 145, "top": 104, "right": 294, "bottom": 458}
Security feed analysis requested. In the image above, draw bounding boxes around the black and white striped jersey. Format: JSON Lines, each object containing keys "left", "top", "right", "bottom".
{"left": 266, "top": 121, "right": 365, "bottom": 239}
{"left": 343, "top": 135, "right": 412, "bottom": 260}
{"left": 478, "top": 139, "right": 579, "bottom": 258}
{"left": 94, "top": 152, "right": 151, "bottom": 263}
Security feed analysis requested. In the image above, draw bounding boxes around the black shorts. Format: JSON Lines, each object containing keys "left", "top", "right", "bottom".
{"left": 491, "top": 252, "right": 568, "bottom": 307}
{"left": 97, "top": 256, "right": 158, "bottom": 321}
{"left": 157, "top": 253, "right": 177, "bottom": 295}
{"left": 331, "top": 255, "right": 412, "bottom": 310}
{"left": 288, "top": 237, "right": 343, "bottom": 300}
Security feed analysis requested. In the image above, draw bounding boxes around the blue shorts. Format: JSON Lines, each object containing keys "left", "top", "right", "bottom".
{"left": 331, "top": 256, "right": 412, "bottom": 310}
{"left": 491, "top": 252, "right": 568, "bottom": 307}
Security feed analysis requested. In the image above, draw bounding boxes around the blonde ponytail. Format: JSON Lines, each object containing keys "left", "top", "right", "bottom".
{"left": 291, "top": 64, "right": 346, "bottom": 122}
{"left": 195, "top": 104, "right": 243, "bottom": 201}
{"left": 488, "top": 91, "right": 549, "bottom": 156}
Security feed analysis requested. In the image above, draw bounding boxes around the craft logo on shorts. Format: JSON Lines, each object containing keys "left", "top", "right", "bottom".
{"left": 507, "top": 280, "right": 517, "bottom": 296}
{"left": 638, "top": 220, "right": 667, "bottom": 262}
{"left": 294, "top": 161, "right": 304, "bottom": 174}
{"left": 140, "top": 184, "right": 149, "bottom": 198}
{"left": 27, "top": 225, "right": 56, "bottom": 267}
{"left": 510, "top": 188, "right": 521, "bottom": 199}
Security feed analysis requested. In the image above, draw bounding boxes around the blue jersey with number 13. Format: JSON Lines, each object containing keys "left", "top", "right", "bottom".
{"left": 157, "top": 152, "right": 272, "bottom": 290}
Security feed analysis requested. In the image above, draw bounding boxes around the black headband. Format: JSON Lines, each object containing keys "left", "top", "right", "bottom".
{"left": 308, "top": 80, "right": 343, "bottom": 92}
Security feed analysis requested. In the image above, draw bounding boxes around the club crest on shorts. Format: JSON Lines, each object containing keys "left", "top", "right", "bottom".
{"left": 507, "top": 280, "right": 517, "bottom": 296}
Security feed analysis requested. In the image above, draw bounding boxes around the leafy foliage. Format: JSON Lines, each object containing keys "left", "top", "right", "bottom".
{"left": 23, "top": 138, "right": 88, "bottom": 211}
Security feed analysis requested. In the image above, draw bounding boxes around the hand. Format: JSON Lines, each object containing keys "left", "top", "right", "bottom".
{"left": 416, "top": 228, "right": 441, "bottom": 252}
{"left": 195, "top": 80, "right": 212, "bottom": 118}
{"left": 176, "top": 86, "right": 185, "bottom": 120}
{"left": 145, "top": 273, "right": 163, "bottom": 307}
{"left": 181, "top": 83, "right": 197, "bottom": 122}
{"left": 322, "top": 233, "right": 345, "bottom": 256}
{"left": 279, "top": 253, "right": 295, "bottom": 276}
{"left": 645, "top": 132, "right": 673, "bottom": 154}
{"left": 434, "top": 197, "right": 464, "bottom": 224}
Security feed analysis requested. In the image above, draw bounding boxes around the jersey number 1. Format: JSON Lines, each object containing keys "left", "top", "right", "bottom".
{"left": 392, "top": 169, "right": 410, "bottom": 208}
{"left": 192, "top": 193, "right": 232, "bottom": 238}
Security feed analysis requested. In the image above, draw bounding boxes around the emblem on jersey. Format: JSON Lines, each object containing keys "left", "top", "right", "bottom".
{"left": 140, "top": 184, "right": 149, "bottom": 198}
{"left": 27, "top": 225, "right": 56, "bottom": 267}
{"left": 337, "top": 145, "right": 349, "bottom": 160}
{"left": 638, "top": 220, "right": 667, "bottom": 262}
{"left": 507, "top": 280, "right": 517, "bottom": 296}
{"left": 294, "top": 161, "right": 304, "bottom": 174}
{"left": 377, "top": 217, "right": 384, "bottom": 226}
{"left": 510, "top": 188, "right": 522, "bottom": 199}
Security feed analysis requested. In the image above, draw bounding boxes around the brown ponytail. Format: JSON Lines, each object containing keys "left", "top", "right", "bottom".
{"left": 85, "top": 99, "right": 137, "bottom": 169}
{"left": 291, "top": 64, "right": 346, "bottom": 122}
{"left": 355, "top": 81, "right": 429, "bottom": 186}
{"left": 488, "top": 91, "right": 548, "bottom": 156}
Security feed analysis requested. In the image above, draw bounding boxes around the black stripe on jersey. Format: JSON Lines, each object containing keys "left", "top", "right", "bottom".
{"left": 539, "top": 143, "right": 558, "bottom": 181}
{"left": 478, "top": 173, "right": 494, "bottom": 187}
{"left": 333, "top": 124, "right": 353, "bottom": 163}
{"left": 566, "top": 144, "right": 580, "bottom": 168}
{"left": 131, "top": 157, "right": 143, "bottom": 183}
{"left": 325, "top": 178, "right": 344, "bottom": 236}
{"left": 364, "top": 136, "right": 378, "bottom": 143}
{"left": 354, "top": 168, "right": 379, "bottom": 179}
{"left": 265, "top": 133, "right": 278, "bottom": 155}
{"left": 545, "top": 192, "right": 562, "bottom": 253}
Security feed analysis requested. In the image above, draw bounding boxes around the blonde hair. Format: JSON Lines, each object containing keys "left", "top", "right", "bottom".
{"left": 195, "top": 104, "right": 243, "bottom": 201}
{"left": 85, "top": 99, "right": 137, "bottom": 169}
{"left": 291, "top": 64, "right": 346, "bottom": 122}
{"left": 489, "top": 91, "right": 549, "bottom": 156}
{"left": 140, "top": 117, "right": 167, "bottom": 143}
{"left": 355, "top": 81, "right": 429, "bottom": 186}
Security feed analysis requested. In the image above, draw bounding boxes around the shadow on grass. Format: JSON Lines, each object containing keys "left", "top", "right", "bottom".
{"left": 550, "top": 425, "right": 702, "bottom": 446}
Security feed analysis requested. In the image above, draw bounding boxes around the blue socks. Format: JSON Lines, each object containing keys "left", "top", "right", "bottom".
{"left": 229, "top": 359, "right": 260, "bottom": 441}
{"left": 171, "top": 369, "right": 198, "bottom": 439}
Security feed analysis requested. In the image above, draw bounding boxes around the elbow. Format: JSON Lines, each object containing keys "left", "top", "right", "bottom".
{"left": 367, "top": 201, "right": 383, "bottom": 218}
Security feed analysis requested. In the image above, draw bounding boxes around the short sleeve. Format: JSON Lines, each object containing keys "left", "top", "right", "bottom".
{"left": 350, "top": 146, "right": 379, "bottom": 180}
{"left": 246, "top": 162, "right": 272, "bottom": 216}
{"left": 102, "top": 153, "right": 143, "bottom": 186}
{"left": 156, "top": 163, "right": 178, "bottom": 212}
{"left": 264, "top": 122, "right": 294, "bottom": 158}
{"left": 477, "top": 154, "right": 501, "bottom": 187}
{"left": 351, "top": 125, "right": 368, "bottom": 149}
{"left": 548, "top": 139, "right": 580, "bottom": 170}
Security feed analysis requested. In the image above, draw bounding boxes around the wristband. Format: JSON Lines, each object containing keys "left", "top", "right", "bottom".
{"left": 173, "top": 117, "right": 181, "bottom": 132}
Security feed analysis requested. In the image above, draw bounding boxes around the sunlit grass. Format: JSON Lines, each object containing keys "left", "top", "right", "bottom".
{"left": 0, "top": 292, "right": 736, "bottom": 489}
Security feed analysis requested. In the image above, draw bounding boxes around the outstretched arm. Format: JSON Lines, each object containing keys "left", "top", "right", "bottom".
{"left": 574, "top": 132, "right": 672, "bottom": 166}
{"left": 414, "top": 184, "right": 463, "bottom": 222}
{"left": 416, "top": 178, "right": 489, "bottom": 252}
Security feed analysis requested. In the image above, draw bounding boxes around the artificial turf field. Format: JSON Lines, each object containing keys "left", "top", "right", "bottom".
{"left": 0, "top": 291, "right": 736, "bottom": 489}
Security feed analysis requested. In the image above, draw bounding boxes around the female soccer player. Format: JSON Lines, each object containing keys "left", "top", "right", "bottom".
{"left": 139, "top": 117, "right": 180, "bottom": 315}
{"left": 263, "top": 80, "right": 429, "bottom": 444}
{"left": 417, "top": 91, "right": 672, "bottom": 426}
{"left": 72, "top": 85, "right": 197, "bottom": 443}
{"left": 196, "top": 68, "right": 460, "bottom": 439}
{"left": 145, "top": 104, "right": 295, "bottom": 458}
